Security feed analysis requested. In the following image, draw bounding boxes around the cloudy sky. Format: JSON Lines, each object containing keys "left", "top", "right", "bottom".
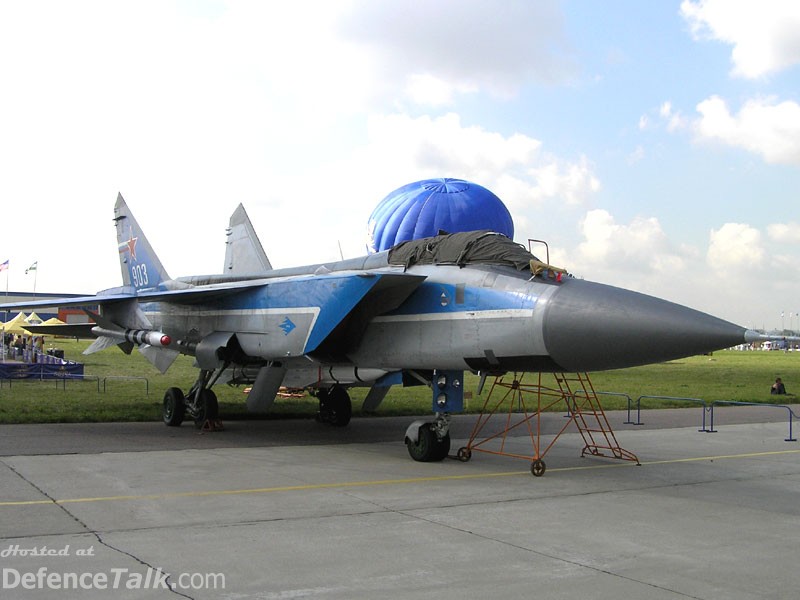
{"left": 1, "top": 0, "right": 798, "bottom": 331}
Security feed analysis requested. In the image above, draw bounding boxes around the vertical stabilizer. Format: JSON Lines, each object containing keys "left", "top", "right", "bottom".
{"left": 224, "top": 203, "right": 272, "bottom": 275}
{"left": 114, "top": 193, "right": 171, "bottom": 291}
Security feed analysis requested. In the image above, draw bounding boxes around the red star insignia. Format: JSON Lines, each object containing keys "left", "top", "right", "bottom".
{"left": 119, "top": 233, "right": 138, "bottom": 261}
{"left": 126, "top": 235, "right": 138, "bottom": 261}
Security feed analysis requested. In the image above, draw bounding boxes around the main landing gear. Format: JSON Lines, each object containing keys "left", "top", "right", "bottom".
{"left": 316, "top": 386, "right": 352, "bottom": 427}
{"left": 162, "top": 368, "right": 222, "bottom": 430}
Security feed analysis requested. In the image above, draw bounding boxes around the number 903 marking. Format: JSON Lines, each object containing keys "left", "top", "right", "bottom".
{"left": 131, "top": 264, "right": 149, "bottom": 287}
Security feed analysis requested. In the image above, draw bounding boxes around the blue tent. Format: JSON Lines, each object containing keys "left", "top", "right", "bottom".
{"left": 367, "top": 178, "right": 514, "bottom": 253}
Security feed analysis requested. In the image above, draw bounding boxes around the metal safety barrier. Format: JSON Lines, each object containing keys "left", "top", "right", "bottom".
{"left": 709, "top": 401, "right": 798, "bottom": 442}
{"left": 1, "top": 374, "right": 148, "bottom": 394}
{"left": 613, "top": 392, "right": 800, "bottom": 442}
{"left": 1, "top": 374, "right": 101, "bottom": 391}
{"left": 624, "top": 395, "right": 710, "bottom": 431}
{"left": 52, "top": 374, "right": 101, "bottom": 391}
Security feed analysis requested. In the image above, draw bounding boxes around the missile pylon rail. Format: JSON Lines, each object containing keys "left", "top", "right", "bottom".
{"left": 457, "top": 372, "right": 639, "bottom": 476}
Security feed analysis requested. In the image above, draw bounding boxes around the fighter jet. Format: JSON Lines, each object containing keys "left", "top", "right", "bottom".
{"left": 3, "top": 194, "right": 761, "bottom": 461}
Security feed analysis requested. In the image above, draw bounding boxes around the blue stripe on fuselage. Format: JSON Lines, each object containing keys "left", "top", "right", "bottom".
{"left": 387, "top": 282, "right": 536, "bottom": 316}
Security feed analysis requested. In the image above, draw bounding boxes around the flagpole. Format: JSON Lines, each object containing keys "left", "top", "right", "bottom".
{"left": 26, "top": 261, "right": 38, "bottom": 298}
{"left": 1, "top": 264, "right": 6, "bottom": 363}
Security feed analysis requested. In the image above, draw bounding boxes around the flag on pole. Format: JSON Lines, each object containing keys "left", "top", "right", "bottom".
{"left": 25, "top": 261, "right": 37, "bottom": 274}
{"left": 0, "top": 260, "right": 8, "bottom": 272}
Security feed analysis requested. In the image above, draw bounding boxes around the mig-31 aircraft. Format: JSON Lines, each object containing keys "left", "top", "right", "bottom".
{"left": 3, "top": 194, "right": 761, "bottom": 462}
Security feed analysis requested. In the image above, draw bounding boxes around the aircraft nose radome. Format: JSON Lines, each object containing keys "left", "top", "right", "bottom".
{"left": 541, "top": 279, "right": 748, "bottom": 372}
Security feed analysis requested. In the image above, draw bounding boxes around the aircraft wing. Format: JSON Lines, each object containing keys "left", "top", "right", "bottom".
{"left": 0, "top": 277, "right": 302, "bottom": 312}
{"left": 22, "top": 323, "right": 97, "bottom": 338}
{"left": 0, "top": 291, "right": 133, "bottom": 310}
{"left": 0, "top": 271, "right": 426, "bottom": 360}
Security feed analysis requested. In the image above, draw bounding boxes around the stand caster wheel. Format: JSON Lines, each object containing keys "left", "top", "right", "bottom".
{"left": 457, "top": 447, "right": 472, "bottom": 462}
{"left": 531, "top": 459, "right": 546, "bottom": 477}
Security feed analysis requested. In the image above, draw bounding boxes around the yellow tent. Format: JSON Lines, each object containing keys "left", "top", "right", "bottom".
{"left": 2, "top": 312, "right": 31, "bottom": 335}
{"left": 24, "top": 312, "right": 44, "bottom": 325}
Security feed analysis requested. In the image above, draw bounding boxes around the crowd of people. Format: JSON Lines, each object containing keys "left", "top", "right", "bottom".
{"left": 2, "top": 332, "right": 45, "bottom": 361}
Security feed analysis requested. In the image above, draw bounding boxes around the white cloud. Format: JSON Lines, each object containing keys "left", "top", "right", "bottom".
{"left": 358, "top": 112, "right": 600, "bottom": 214}
{"left": 337, "top": 0, "right": 574, "bottom": 100}
{"left": 681, "top": 0, "right": 800, "bottom": 78}
{"left": 241, "top": 112, "right": 601, "bottom": 266}
{"left": 694, "top": 96, "right": 800, "bottom": 165}
{"left": 659, "top": 101, "right": 689, "bottom": 132}
{"left": 627, "top": 146, "right": 645, "bottom": 165}
{"left": 404, "top": 74, "right": 478, "bottom": 107}
{"left": 573, "top": 209, "right": 683, "bottom": 275}
{"left": 526, "top": 157, "right": 600, "bottom": 206}
{"left": 364, "top": 112, "right": 543, "bottom": 182}
{"left": 639, "top": 102, "right": 688, "bottom": 134}
{"left": 556, "top": 209, "right": 797, "bottom": 326}
{"left": 768, "top": 222, "right": 800, "bottom": 243}
{"left": 703, "top": 222, "right": 800, "bottom": 324}
{"left": 707, "top": 222, "right": 765, "bottom": 272}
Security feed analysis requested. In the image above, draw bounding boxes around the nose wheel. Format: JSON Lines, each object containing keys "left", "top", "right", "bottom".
{"left": 405, "top": 423, "right": 450, "bottom": 462}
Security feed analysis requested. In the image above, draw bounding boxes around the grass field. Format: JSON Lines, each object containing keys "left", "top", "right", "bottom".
{"left": 0, "top": 338, "right": 797, "bottom": 424}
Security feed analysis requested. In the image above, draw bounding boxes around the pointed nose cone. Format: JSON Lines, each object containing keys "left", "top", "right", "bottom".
{"left": 542, "top": 280, "right": 748, "bottom": 372}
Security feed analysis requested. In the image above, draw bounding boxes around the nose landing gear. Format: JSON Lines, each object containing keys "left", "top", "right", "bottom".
{"left": 405, "top": 414, "right": 451, "bottom": 462}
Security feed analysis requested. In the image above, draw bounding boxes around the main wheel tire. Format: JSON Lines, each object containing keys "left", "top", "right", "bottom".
{"left": 318, "top": 386, "right": 352, "bottom": 427}
{"left": 193, "top": 389, "right": 219, "bottom": 428}
{"left": 406, "top": 424, "right": 450, "bottom": 462}
{"left": 163, "top": 387, "right": 185, "bottom": 427}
